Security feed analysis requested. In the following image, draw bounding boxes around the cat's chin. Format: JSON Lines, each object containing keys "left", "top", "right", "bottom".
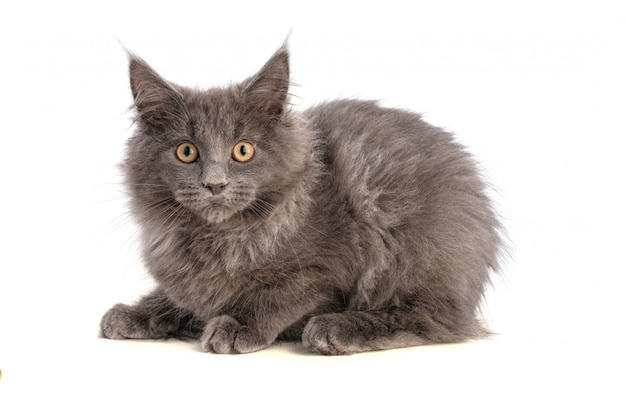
{"left": 196, "top": 206, "right": 239, "bottom": 226}
{"left": 173, "top": 194, "right": 238, "bottom": 225}
{"left": 208, "top": 214, "right": 240, "bottom": 225}
{"left": 195, "top": 202, "right": 269, "bottom": 226}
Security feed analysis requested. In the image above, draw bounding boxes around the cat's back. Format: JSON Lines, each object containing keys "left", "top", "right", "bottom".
{"left": 304, "top": 98, "right": 499, "bottom": 266}
{"left": 303, "top": 99, "right": 476, "bottom": 212}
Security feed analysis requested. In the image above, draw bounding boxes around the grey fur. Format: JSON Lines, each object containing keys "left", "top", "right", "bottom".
{"left": 99, "top": 46, "right": 503, "bottom": 355}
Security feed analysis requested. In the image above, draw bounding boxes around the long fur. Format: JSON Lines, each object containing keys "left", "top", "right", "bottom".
{"left": 100, "top": 46, "right": 504, "bottom": 355}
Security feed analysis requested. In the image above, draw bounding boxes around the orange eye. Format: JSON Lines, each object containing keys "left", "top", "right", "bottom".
{"left": 176, "top": 142, "right": 199, "bottom": 163}
{"left": 232, "top": 141, "right": 255, "bottom": 162}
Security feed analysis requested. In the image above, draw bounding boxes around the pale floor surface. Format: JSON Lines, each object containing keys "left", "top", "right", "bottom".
{"left": 1, "top": 316, "right": 621, "bottom": 416}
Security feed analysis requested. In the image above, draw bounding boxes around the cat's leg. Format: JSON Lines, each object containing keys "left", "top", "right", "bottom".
{"left": 99, "top": 288, "right": 203, "bottom": 340}
{"left": 302, "top": 306, "right": 475, "bottom": 355}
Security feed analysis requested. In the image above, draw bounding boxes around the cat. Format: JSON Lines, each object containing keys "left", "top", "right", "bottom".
{"left": 99, "top": 44, "right": 503, "bottom": 355}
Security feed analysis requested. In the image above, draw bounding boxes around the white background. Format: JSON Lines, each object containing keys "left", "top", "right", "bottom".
{"left": 1, "top": 0, "right": 624, "bottom": 415}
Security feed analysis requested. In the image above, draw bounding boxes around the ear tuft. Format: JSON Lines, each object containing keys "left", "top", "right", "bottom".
{"left": 243, "top": 47, "right": 290, "bottom": 122}
{"left": 128, "top": 56, "right": 185, "bottom": 133}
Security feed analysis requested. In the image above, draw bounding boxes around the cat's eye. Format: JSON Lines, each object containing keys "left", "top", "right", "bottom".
{"left": 232, "top": 141, "right": 255, "bottom": 162}
{"left": 176, "top": 142, "right": 199, "bottom": 163}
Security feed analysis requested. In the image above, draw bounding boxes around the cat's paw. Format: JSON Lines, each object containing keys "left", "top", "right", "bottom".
{"left": 199, "top": 315, "right": 268, "bottom": 354}
{"left": 303, "top": 312, "right": 427, "bottom": 355}
{"left": 99, "top": 303, "right": 153, "bottom": 340}
{"left": 302, "top": 313, "right": 364, "bottom": 355}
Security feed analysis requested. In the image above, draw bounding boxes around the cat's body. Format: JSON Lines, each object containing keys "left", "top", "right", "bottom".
{"left": 100, "top": 46, "right": 503, "bottom": 354}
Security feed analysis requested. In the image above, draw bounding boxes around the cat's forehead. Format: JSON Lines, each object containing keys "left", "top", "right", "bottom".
{"left": 184, "top": 86, "right": 241, "bottom": 139}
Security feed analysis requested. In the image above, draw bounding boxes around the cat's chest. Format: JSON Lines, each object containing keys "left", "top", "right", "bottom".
{"left": 143, "top": 222, "right": 299, "bottom": 315}
{"left": 144, "top": 221, "right": 282, "bottom": 279}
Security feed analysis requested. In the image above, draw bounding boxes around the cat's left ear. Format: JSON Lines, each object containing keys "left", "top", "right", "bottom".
{"left": 243, "top": 47, "right": 290, "bottom": 123}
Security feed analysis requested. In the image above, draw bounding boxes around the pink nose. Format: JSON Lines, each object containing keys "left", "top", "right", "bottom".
{"left": 204, "top": 182, "right": 228, "bottom": 195}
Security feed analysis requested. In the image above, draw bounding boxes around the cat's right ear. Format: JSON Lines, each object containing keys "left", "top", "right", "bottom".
{"left": 128, "top": 56, "right": 186, "bottom": 134}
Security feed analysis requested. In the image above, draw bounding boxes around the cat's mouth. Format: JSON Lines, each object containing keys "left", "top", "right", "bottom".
{"left": 173, "top": 186, "right": 260, "bottom": 225}
{"left": 206, "top": 196, "right": 225, "bottom": 206}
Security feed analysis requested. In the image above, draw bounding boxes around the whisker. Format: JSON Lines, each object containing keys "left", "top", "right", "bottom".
{"left": 249, "top": 198, "right": 275, "bottom": 219}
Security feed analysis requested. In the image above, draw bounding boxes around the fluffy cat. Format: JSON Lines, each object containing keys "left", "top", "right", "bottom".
{"left": 99, "top": 45, "right": 503, "bottom": 355}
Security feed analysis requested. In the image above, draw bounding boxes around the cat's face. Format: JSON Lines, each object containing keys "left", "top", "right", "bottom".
{"left": 125, "top": 48, "right": 309, "bottom": 225}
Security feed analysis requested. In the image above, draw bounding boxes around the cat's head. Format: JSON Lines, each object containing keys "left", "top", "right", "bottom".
{"left": 124, "top": 47, "right": 312, "bottom": 225}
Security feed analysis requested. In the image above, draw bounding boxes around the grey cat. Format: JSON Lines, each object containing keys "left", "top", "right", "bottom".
{"left": 99, "top": 45, "right": 503, "bottom": 355}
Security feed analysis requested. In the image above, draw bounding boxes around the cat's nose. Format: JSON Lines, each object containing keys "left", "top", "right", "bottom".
{"left": 203, "top": 182, "right": 228, "bottom": 196}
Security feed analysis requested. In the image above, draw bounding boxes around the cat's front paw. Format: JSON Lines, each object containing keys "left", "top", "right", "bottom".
{"left": 99, "top": 303, "right": 152, "bottom": 340}
{"left": 200, "top": 315, "right": 268, "bottom": 354}
{"left": 302, "top": 313, "right": 364, "bottom": 355}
